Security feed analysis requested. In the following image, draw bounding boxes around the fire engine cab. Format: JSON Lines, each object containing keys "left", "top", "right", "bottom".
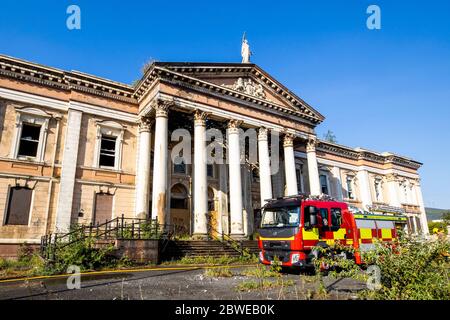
{"left": 257, "top": 194, "right": 407, "bottom": 269}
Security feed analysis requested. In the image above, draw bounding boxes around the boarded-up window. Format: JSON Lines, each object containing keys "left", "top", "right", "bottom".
{"left": 5, "top": 187, "right": 32, "bottom": 225}
{"left": 94, "top": 193, "right": 113, "bottom": 224}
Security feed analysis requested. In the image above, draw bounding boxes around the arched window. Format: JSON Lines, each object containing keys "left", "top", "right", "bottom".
{"left": 170, "top": 184, "right": 188, "bottom": 209}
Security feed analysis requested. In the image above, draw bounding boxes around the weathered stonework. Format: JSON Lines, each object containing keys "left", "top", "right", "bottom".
{"left": 0, "top": 55, "right": 429, "bottom": 256}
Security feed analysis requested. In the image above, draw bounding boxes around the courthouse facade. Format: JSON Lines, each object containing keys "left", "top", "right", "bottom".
{"left": 0, "top": 54, "right": 428, "bottom": 255}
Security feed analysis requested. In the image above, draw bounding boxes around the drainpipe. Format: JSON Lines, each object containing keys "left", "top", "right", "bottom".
{"left": 44, "top": 114, "right": 62, "bottom": 235}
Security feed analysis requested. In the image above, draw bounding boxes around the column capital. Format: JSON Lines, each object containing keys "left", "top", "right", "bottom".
{"left": 153, "top": 100, "right": 172, "bottom": 118}
{"left": 138, "top": 117, "right": 154, "bottom": 133}
{"left": 258, "top": 127, "right": 269, "bottom": 141}
{"left": 227, "top": 119, "right": 242, "bottom": 133}
{"left": 306, "top": 137, "right": 317, "bottom": 152}
{"left": 194, "top": 109, "right": 209, "bottom": 126}
{"left": 283, "top": 133, "right": 295, "bottom": 148}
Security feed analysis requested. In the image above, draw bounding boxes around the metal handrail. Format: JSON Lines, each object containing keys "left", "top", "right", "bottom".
{"left": 40, "top": 215, "right": 186, "bottom": 260}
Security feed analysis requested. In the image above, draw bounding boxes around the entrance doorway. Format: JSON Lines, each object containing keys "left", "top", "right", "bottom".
{"left": 169, "top": 183, "right": 190, "bottom": 236}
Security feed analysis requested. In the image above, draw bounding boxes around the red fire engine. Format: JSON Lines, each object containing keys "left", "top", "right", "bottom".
{"left": 257, "top": 194, "right": 407, "bottom": 269}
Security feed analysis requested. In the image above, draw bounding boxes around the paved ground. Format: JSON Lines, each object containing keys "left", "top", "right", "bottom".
{"left": 0, "top": 266, "right": 365, "bottom": 300}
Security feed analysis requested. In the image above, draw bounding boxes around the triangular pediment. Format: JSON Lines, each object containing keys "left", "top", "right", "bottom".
{"left": 150, "top": 62, "right": 324, "bottom": 124}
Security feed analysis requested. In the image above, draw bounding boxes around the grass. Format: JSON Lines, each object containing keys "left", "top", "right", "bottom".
{"left": 161, "top": 254, "right": 258, "bottom": 266}
{"left": 236, "top": 278, "right": 295, "bottom": 292}
{"left": 0, "top": 254, "right": 46, "bottom": 280}
{"left": 241, "top": 264, "right": 281, "bottom": 278}
{"left": 204, "top": 267, "right": 233, "bottom": 278}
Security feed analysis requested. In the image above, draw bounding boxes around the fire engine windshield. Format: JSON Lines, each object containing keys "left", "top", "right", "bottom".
{"left": 260, "top": 206, "right": 300, "bottom": 228}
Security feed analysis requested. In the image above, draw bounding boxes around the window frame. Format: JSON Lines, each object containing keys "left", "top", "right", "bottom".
{"left": 319, "top": 173, "right": 329, "bottom": 195}
{"left": 11, "top": 107, "right": 51, "bottom": 162}
{"left": 346, "top": 175, "right": 355, "bottom": 200}
{"left": 93, "top": 120, "right": 125, "bottom": 170}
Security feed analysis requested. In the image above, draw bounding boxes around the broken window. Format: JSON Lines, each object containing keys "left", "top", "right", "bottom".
{"left": 99, "top": 135, "right": 116, "bottom": 167}
{"left": 18, "top": 123, "right": 41, "bottom": 158}
{"left": 5, "top": 187, "right": 32, "bottom": 225}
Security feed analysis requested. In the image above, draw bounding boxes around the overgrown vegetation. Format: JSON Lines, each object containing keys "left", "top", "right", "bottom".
{"left": 428, "top": 220, "right": 449, "bottom": 235}
{"left": 204, "top": 267, "right": 233, "bottom": 278}
{"left": 236, "top": 257, "right": 295, "bottom": 292}
{"left": 312, "top": 236, "right": 450, "bottom": 300}
{"left": 163, "top": 253, "right": 258, "bottom": 266}
{"left": 0, "top": 245, "right": 45, "bottom": 279}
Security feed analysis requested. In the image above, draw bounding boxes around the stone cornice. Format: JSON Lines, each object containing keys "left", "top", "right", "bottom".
{"left": 316, "top": 140, "right": 422, "bottom": 170}
{"left": 146, "top": 66, "right": 322, "bottom": 126}
{"left": 146, "top": 63, "right": 325, "bottom": 123}
{"left": 0, "top": 55, "right": 136, "bottom": 104}
{"left": 0, "top": 55, "right": 324, "bottom": 125}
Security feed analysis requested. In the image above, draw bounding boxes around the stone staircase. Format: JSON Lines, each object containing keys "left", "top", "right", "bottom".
{"left": 161, "top": 240, "right": 260, "bottom": 261}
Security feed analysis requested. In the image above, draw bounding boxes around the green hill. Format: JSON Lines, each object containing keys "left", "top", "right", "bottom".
{"left": 426, "top": 207, "right": 450, "bottom": 221}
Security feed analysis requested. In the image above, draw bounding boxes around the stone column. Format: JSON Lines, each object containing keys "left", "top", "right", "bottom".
{"left": 283, "top": 134, "right": 298, "bottom": 196}
{"left": 55, "top": 109, "right": 82, "bottom": 232}
{"left": 357, "top": 170, "right": 372, "bottom": 210}
{"left": 331, "top": 166, "right": 343, "bottom": 200}
{"left": 258, "top": 128, "right": 273, "bottom": 205}
{"left": 306, "top": 138, "right": 321, "bottom": 196}
{"left": 227, "top": 120, "right": 244, "bottom": 237}
{"left": 218, "top": 163, "right": 229, "bottom": 235}
{"left": 151, "top": 101, "right": 170, "bottom": 224}
{"left": 413, "top": 180, "right": 429, "bottom": 235}
{"left": 386, "top": 174, "right": 401, "bottom": 207}
{"left": 135, "top": 117, "right": 153, "bottom": 218}
{"left": 193, "top": 110, "right": 208, "bottom": 237}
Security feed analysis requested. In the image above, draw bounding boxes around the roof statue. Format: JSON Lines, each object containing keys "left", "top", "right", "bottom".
{"left": 241, "top": 32, "right": 252, "bottom": 63}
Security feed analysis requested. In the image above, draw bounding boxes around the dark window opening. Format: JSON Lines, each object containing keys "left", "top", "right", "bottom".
{"left": 5, "top": 187, "right": 32, "bottom": 225}
{"left": 170, "top": 198, "right": 187, "bottom": 209}
{"left": 173, "top": 158, "right": 186, "bottom": 174}
{"left": 331, "top": 208, "right": 342, "bottom": 228}
{"left": 170, "top": 184, "right": 188, "bottom": 209}
{"left": 320, "top": 174, "right": 329, "bottom": 195}
{"left": 99, "top": 135, "right": 116, "bottom": 167}
{"left": 346, "top": 177, "right": 354, "bottom": 199}
{"left": 18, "top": 123, "right": 41, "bottom": 157}
{"left": 207, "top": 164, "right": 214, "bottom": 178}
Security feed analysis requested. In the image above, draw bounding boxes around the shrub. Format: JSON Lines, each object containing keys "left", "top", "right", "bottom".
{"left": 312, "top": 236, "right": 450, "bottom": 300}
{"left": 428, "top": 221, "right": 448, "bottom": 235}
{"left": 360, "top": 237, "right": 450, "bottom": 300}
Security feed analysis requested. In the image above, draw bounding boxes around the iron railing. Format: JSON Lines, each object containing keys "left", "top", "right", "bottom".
{"left": 40, "top": 215, "right": 185, "bottom": 260}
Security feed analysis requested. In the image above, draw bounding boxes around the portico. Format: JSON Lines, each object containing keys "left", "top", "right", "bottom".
{"left": 133, "top": 82, "right": 324, "bottom": 239}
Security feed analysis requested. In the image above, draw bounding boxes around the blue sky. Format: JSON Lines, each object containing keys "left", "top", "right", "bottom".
{"left": 1, "top": 0, "right": 449, "bottom": 208}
